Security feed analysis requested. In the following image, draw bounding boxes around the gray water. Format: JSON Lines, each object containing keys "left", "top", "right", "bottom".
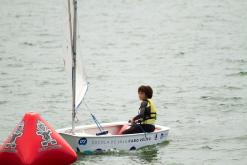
{"left": 1, "top": 0, "right": 247, "bottom": 164}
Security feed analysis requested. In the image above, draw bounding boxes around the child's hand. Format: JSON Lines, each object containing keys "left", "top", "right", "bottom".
{"left": 131, "top": 119, "right": 136, "bottom": 125}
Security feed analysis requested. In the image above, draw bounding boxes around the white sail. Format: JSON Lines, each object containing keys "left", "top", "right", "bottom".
{"left": 75, "top": 55, "right": 88, "bottom": 109}
{"left": 65, "top": 0, "right": 88, "bottom": 110}
{"left": 64, "top": 52, "right": 88, "bottom": 109}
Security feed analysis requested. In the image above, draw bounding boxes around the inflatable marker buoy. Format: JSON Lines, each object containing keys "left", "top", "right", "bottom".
{"left": 0, "top": 112, "right": 77, "bottom": 165}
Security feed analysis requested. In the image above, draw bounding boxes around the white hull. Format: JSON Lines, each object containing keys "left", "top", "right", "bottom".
{"left": 57, "top": 122, "right": 170, "bottom": 154}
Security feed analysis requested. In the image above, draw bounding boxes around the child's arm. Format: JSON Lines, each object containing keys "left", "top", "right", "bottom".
{"left": 131, "top": 101, "right": 148, "bottom": 123}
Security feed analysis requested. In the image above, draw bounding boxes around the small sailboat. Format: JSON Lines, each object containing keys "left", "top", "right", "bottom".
{"left": 57, "top": 0, "right": 170, "bottom": 154}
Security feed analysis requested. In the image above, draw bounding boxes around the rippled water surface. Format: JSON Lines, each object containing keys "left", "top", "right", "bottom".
{"left": 1, "top": 0, "right": 247, "bottom": 164}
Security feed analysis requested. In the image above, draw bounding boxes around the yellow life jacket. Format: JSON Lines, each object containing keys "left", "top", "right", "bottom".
{"left": 141, "top": 99, "right": 157, "bottom": 125}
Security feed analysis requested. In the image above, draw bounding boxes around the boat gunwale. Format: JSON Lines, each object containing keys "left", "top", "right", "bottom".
{"left": 57, "top": 121, "right": 170, "bottom": 138}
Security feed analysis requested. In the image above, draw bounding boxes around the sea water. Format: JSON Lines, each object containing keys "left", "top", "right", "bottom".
{"left": 0, "top": 0, "right": 247, "bottom": 164}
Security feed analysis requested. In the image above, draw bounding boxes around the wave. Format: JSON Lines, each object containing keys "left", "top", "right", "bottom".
{"left": 227, "top": 71, "right": 247, "bottom": 77}
{"left": 200, "top": 96, "right": 242, "bottom": 101}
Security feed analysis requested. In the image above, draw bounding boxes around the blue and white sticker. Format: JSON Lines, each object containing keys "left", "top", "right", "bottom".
{"left": 160, "top": 133, "right": 164, "bottom": 139}
{"left": 155, "top": 134, "right": 158, "bottom": 140}
{"left": 78, "top": 137, "right": 87, "bottom": 145}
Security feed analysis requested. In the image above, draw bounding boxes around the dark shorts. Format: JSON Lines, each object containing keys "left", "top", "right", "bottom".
{"left": 122, "top": 124, "right": 155, "bottom": 134}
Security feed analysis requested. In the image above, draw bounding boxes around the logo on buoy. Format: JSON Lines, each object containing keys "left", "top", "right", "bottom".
{"left": 36, "top": 120, "right": 57, "bottom": 147}
{"left": 78, "top": 137, "right": 87, "bottom": 145}
{"left": 4, "top": 121, "right": 24, "bottom": 150}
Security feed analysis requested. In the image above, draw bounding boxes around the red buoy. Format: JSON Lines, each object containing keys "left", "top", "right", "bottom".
{"left": 0, "top": 112, "right": 77, "bottom": 165}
